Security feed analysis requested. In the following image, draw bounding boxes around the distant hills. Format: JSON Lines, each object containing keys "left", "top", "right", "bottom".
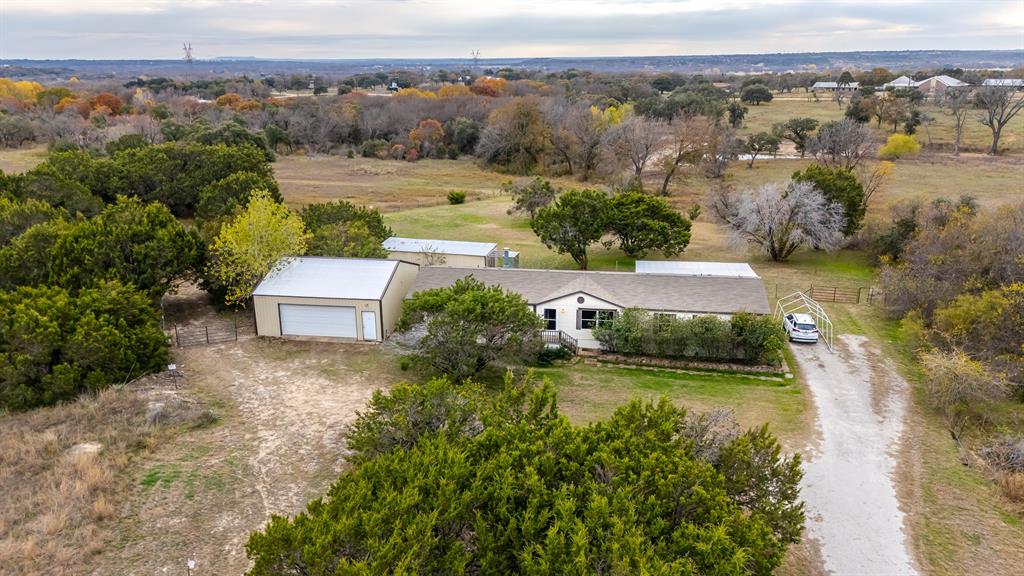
{"left": 2, "top": 50, "right": 1021, "bottom": 81}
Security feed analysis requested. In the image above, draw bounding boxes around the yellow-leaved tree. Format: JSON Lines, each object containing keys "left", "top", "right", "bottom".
{"left": 206, "top": 189, "right": 309, "bottom": 306}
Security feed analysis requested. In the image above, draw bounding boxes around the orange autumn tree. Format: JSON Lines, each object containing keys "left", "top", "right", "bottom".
{"left": 409, "top": 119, "right": 445, "bottom": 157}
{"left": 92, "top": 92, "right": 124, "bottom": 115}
{"left": 215, "top": 93, "right": 243, "bottom": 108}
{"left": 469, "top": 77, "right": 507, "bottom": 97}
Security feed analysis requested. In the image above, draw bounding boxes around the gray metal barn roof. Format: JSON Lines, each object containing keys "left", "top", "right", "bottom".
{"left": 635, "top": 261, "right": 759, "bottom": 278}
{"left": 383, "top": 237, "right": 497, "bottom": 257}
{"left": 411, "top": 267, "right": 770, "bottom": 315}
{"left": 253, "top": 257, "right": 402, "bottom": 300}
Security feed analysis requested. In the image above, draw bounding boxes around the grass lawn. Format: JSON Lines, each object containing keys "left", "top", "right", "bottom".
{"left": 534, "top": 362, "right": 809, "bottom": 444}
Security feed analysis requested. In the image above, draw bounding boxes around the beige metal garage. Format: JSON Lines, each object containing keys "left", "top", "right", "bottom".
{"left": 382, "top": 237, "right": 519, "bottom": 268}
{"left": 253, "top": 257, "right": 418, "bottom": 342}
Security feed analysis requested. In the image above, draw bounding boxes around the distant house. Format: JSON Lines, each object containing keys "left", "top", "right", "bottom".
{"left": 914, "top": 75, "right": 969, "bottom": 95}
{"left": 253, "top": 257, "right": 418, "bottom": 342}
{"left": 811, "top": 81, "right": 860, "bottom": 93}
{"left": 382, "top": 237, "right": 518, "bottom": 268}
{"left": 982, "top": 78, "right": 1024, "bottom": 89}
{"left": 882, "top": 75, "right": 917, "bottom": 90}
{"left": 411, "top": 266, "right": 770, "bottom": 349}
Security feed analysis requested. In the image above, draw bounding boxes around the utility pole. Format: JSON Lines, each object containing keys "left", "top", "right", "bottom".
{"left": 183, "top": 43, "right": 194, "bottom": 82}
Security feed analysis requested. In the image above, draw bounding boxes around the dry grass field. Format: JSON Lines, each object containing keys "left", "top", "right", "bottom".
{"left": 0, "top": 381, "right": 214, "bottom": 576}
{"left": 0, "top": 146, "right": 47, "bottom": 174}
{"left": 272, "top": 155, "right": 581, "bottom": 212}
{"left": 741, "top": 95, "right": 1024, "bottom": 154}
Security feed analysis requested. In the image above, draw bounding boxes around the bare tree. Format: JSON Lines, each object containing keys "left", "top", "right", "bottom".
{"left": 809, "top": 119, "right": 875, "bottom": 170}
{"left": 658, "top": 116, "right": 710, "bottom": 195}
{"left": 605, "top": 115, "right": 663, "bottom": 182}
{"left": 974, "top": 86, "right": 1024, "bottom": 155}
{"left": 704, "top": 125, "right": 742, "bottom": 178}
{"left": 921, "top": 349, "right": 1008, "bottom": 444}
{"left": 419, "top": 243, "right": 448, "bottom": 266}
{"left": 545, "top": 102, "right": 575, "bottom": 175}
{"left": 708, "top": 181, "right": 846, "bottom": 261}
{"left": 567, "top": 106, "right": 605, "bottom": 180}
{"left": 939, "top": 90, "right": 971, "bottom": 155}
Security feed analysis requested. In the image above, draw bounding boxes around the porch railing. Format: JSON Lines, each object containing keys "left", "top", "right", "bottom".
{"left": 541, "top": 330, "right": 578, "bottom": 355}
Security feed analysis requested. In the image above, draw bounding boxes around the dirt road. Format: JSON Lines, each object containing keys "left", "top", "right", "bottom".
{"left": 791, "top": 334, "right": 919, "bottom": 576}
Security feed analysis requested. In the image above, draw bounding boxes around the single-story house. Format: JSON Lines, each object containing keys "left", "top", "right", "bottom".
{"left": 382, "top": 236, "right": 519, "bottom": 268}
{"left": 811, "top": 81, "right": 860, "bottom": 93}
{"left": 253, "top": 257, "right": 419, "bottom": 341}
{"left": 914, "top": 75, "right": 969, "bottom": 95}
{"left": 635, "top": 260, "right": 759, "bottom": 278}
{"left": 882, "top": 75, "right": 918, "bottom": 90}
{"left": 411, "top": 266, "right": 770, "bottom": 349}
{"left": 983, "top": 78, "right": 1024, "bottom": 89}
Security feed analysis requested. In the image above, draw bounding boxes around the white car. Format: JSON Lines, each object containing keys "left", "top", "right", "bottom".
{"left": 783, "top": 313, "right": 819, "bottom": 343}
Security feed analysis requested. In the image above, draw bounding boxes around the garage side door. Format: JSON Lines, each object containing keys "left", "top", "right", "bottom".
{"left": 279, "top": 304, "right": 357, "bottom": 338}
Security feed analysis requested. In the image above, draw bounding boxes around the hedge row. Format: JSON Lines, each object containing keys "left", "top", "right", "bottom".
{"left": 592, "top": 308, "right": 785, "bottom": 366}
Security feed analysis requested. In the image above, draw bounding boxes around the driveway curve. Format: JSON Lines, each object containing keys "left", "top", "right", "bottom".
{"left": 791, "top": 334, "right": 919, "bottom": 576}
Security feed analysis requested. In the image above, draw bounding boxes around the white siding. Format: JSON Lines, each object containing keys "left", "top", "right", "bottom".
{"left": 535, "top": 292, "right": 737, "bottom": 350}
{"left": 535, "top": 292, "right": 621, "bottom": 350}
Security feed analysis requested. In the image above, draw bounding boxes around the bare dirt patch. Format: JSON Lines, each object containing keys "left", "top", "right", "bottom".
{"left": 792, "top": 334, "right": 919, "bottom": 576}
{"left": 92, "top": 337, "right": 402, "bottom": 575}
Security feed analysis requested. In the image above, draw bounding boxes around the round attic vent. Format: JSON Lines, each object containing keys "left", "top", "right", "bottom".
{"left": 577, "top": 296, "right": 585, "bottom": 304}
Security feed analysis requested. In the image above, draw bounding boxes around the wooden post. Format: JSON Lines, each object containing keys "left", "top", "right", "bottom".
{"left": 204, "top": 325, "right": 209, "bottom": 345}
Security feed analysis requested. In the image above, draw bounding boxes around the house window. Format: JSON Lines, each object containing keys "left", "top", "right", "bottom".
{"left": 542, "top": 308, "right": 557, "bottom": 330}
{"left": 579, "top": 309, "right": 615, "bottom": 330}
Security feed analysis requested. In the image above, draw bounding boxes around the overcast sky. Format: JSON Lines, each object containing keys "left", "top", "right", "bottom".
{"left": 1, "top": 0, "right": 1022, "bottom": 60}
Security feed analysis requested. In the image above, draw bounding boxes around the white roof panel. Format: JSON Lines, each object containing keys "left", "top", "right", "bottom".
{"left": 253, "top": 257, "right": 400, "bottom": 300}
{"left": 383, "top": 237, "right": 497, "bottom": 257}
{"left": 635, "top": 261, "right": 759, "bottom": 278}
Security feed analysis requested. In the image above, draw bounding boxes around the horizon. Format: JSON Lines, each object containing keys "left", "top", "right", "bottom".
{"left": 1, "top": 0, "right": 1022, "bottom": 60}
{"left": 4, "top": 47, "right": 1024, "bottom": 65}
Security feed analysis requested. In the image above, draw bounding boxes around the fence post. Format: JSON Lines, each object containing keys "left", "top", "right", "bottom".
{"left": 174, "top": 324, "right": 179, "bottom": 348}
{"left": 205, "top": 325, "right": 209, "bottom": 345}
{"left": 832, "top": 287, "right": 837, "bottom": 302}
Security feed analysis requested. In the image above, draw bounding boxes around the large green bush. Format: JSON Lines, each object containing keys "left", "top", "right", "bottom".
{"left": 593, "top": 308, "right": 785, "bottom": 366}
{"left": 23, "top": 142, "right": 274, "bottom": 218}
{"left": 0, "top": 281, "right": 169, "bottom": 411}
{"left": 399, "top": 277, "right": 543, "bottom": 380}
{"left": 0, "top": 196, "right": 202, "bottom": 298}
{"left": 245, "top": 376, "right": 804, "bottom": 575}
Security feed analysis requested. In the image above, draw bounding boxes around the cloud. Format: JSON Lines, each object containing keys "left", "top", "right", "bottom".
{"left": 1, "top": 0, "right": 1021, "bottom": 59}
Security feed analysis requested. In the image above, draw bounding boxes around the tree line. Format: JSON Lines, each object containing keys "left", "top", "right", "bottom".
{"left": 0, "top": 141, "right": 394, "bottom": 410}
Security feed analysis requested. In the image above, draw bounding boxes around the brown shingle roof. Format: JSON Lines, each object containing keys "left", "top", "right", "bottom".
{"left": 411, "top": 267, "right": 771, "bottom": 315}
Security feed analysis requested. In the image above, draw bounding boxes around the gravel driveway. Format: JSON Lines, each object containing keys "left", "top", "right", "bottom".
{"left": 791, "top": 334, "right": 919, "bottom": 576}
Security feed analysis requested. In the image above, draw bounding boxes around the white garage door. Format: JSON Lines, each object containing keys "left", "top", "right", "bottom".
{"left": 279, "top": 304, "right": 357, "bottom": 338}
